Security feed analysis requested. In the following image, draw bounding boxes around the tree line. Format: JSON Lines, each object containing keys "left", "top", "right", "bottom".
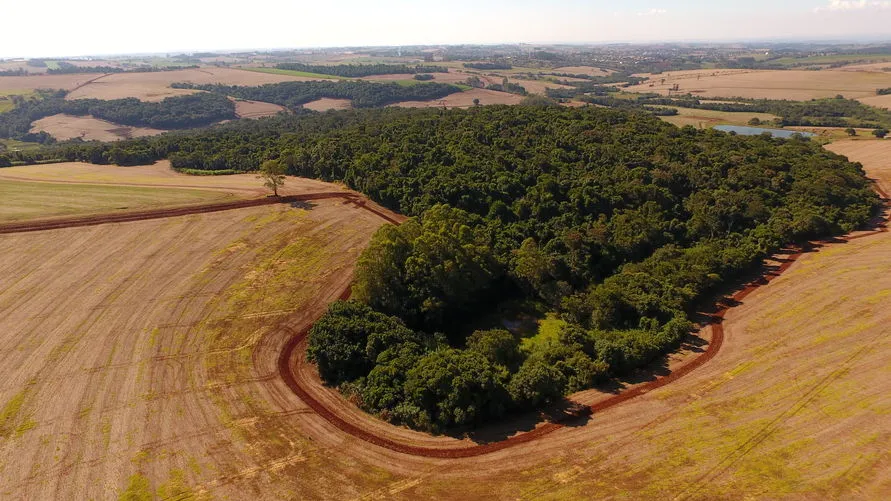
{"left": 171, "top": 80, "right": 462, "bottom": 109}
{"left": 25, "top": 106, "right": 878, "bottom": 431}
{"left": 0, "top": 91, "right": 235, "bottom": 143}
{"left": 275, "top": 62, "right": 448, "bottom": 77}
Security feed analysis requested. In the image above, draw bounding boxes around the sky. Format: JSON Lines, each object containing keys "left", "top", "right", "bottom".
{"left": 1, "top": 0, "right": 890, "bottom": 58}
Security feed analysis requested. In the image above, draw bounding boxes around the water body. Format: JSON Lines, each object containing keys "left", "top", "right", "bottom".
{"left": 714, "top": 125, "right": 816, "bottom": 138}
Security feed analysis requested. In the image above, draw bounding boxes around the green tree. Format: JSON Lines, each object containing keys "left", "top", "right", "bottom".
{"left": 403, "top": 349, "right": 508, "bottom": 431}
{"left": 509, "top": 359, "right": 566, "bottom": 408}
{"left": 873, "top": 128, "right": 889, "bottom": 139}
{"left": 845, "top": 127, "right": 857, "bottom": 136}
{"left": 466, "top": 329, "right": 522, "bottom": 371}
{"left": 258, "top": 159, "right": 286, "bottom": 196}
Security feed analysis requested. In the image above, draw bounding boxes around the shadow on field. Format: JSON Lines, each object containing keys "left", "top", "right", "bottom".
{"left": 289, "top": 200, "right": 316, "bottom": 210}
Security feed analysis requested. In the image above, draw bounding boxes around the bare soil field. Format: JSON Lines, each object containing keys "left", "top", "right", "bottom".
{"left": 394, "top": 88, "right": 523, "bottom": 109}
{"left": 627, "top": 68, "right": 891, "bottom": 101}
{"left": 233, "top": 99, "right": 287, "bottom": 119}
{"left": 64, "top": 68, "right": 327, "bottom": 102}
{"left": 30, "top": 114, "right": 165, "bottom": 141}
{"left": 0, "top": 160, "right": 347, "bottom": 197}
{"left": 302, "top": 98, "right": 353, "bottom": 112}
{"left": 0, "top": 200, "right": 391, "bottom": 500}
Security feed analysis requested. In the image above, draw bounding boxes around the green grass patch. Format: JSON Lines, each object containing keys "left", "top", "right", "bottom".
{"left": 43, "top": 60, "right": 61, "bottom": 70}
{"left": 242, "top": 67, "right": 341, "bottom": 80}
{"left": 0, "top": 389, "right": 29, "bottom": 438}
{"left": 520, "top": 313, "right": 567, "bottom": 354}
{"left": 0, "top": 179, "right": 234, "bottom": 223}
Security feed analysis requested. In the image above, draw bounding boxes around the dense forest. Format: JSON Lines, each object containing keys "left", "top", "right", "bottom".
{"left": 0, "top": 91, "right": 235, "bottom": 143}
{"left": 574, "top": 94, "right": 891, "bottom": 130}
{"left": 275, "top": 62, "right": 448, "bottom": 77}
{"left": 171, "top": 80, "right": 462, "bottom": 109}
{"left": 20, "top": 106, "right": 879, "bottom": 434}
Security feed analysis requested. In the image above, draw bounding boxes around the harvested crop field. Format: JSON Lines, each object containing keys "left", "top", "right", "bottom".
{"left": 233, "top": 99, "right": 287, "bottom": 119}
{"left": 508, "top": 79, "right": 573, "bottom": 95}
{"left": 857, "top": 94, "right": 891, "bottom": 110}
{"left": 394, "top": 88, "right": 523, "bottom": 108}
{"left": 0, "top": 73, "right": 101, "bottom": 93}
{"left": 359, "top": 70, "right": 473, "bottom": 84}
{"left": 658, "top": 107, "right": 779, "bottom": 128}
{"left": 0, "top": 199, "right": 392, "bottom": 499}
{"left": 64, "top": 68, "right": 328, "bottom": 102}
{"left": 0, "top": 161, "right": 348, "bottom": 197}
{"left": 553, "top": 66, "right": 613, "bottom": 76}
{"left": 0, "top": 179, "right": 234, "bottom": 223}
{"left": 627, "top": 68, "right": 891, "bottom": 101}
{"left": 30, "top": 113, "right": 165, "bottom": 141}
{"left": 302, "top": 98, "right": 353, "bottom": 112}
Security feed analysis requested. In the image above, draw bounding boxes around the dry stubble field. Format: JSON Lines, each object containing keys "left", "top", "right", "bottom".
{"left": 627, "top": 68, "right": 891, "bottom": 102}
{"left": 0, "top": 143, "right": 888, "bottom": 499}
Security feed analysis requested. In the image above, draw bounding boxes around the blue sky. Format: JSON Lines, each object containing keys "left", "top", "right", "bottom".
{"left": 1, "top": 1, "right": 890, "bottom": 58}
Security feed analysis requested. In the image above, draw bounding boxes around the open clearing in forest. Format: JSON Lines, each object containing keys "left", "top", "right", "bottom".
{"left": 302, "top": 98, "right": 353, "bottom": 112}
{"left": 0, "top": 179, "right": 234, "bottom": 222}
{"left": 627, "top": 68, "right": 891, "bottom": 101}
{"left": 30, "top": 113, "right": 165, "bottom": 141}
{"left": 394, "top": 88, "right": 524, "bottom": 108}
{"left": 232, "top": 98, "right": 287, "bottom": 119}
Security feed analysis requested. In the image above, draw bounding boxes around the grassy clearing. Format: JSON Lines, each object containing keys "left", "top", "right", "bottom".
{"left": 242, "top": 67, "right": 340, "bottom": 80}
{"left": 771, "top": 54, "right": 891, "bottom": 66}
{"left": 520, "top": 313, "right": 567, "bottom": 354}
{"left": 0, "top": 179, "right": 234, "bottom": 222}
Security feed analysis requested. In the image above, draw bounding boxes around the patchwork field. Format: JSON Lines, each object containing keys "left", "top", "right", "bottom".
{"left": 627, "top": 68, "right": 891, "bottom": 101}
{"left": 553, "top": 66, "right": 613, "bottom": 76}
{"left": 63, "top": 68, "right": 330, "bottom": 102}
{"left": 30, "top": 114, "right": 165, "bottom": 141}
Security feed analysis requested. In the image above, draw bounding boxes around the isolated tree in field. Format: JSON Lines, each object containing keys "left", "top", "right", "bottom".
{"left": 873, "top": 128, "right": 889, "bottom": 139}
{"left": 258, "top": 159, "right": 286, "bottom": 196}
{"left": 473, "top": 98, "right": 480, "bottom": 106}
{"left": 748, "top": 117, "right": 761, "bottom": 126}
{"left": 845, "top": 127, "right": 857, "bottom": 136}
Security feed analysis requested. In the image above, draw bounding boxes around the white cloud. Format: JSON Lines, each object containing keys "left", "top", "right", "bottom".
{"left": 637, "top": 8, "right": 668, "bottom": 16}
{"left": 815, "top": 1, "right": 891, "bottom": 12}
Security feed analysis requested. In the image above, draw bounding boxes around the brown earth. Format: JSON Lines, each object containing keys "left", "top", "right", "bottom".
{"left": 29, "top": 114, "right": 165, "bottom": 142}
{"left": 627, "top": 68, "right": 891, "bottom": 101}
{"left": 393, "top": 88, "right": 524, "bottom": 109}
{"left": 359, "top": 70, "right": 473, "bottom": 84}
{"left": 233, "top": 99, "right": 287, "bottom": 119}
